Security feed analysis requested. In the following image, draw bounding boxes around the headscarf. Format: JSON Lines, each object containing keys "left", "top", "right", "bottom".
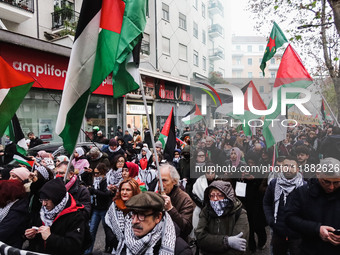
{"left": 75, "top": 147, "right": 85, "bottom": 157}
{"left": 231, "top": 147, "right": 242, "bottom": 167}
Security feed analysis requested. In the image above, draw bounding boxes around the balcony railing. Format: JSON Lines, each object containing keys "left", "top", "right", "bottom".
{"left": 208, "top": 0, "right": 224, "bottom": 17}
{"left": 51, "top": 8, "right": 79, "bottom": 30}
{"left": 208, "top": 24, "right": 224, "bottom": 38}
{"left": 209, "top": 47, "right": 225, "bottom": 60}
{"left": 0, "top": 0, "right": 34, "bottom": 12}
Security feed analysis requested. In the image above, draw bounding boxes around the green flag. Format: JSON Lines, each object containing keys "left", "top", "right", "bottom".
{"left": 260, "top": 22, "right": 288, "bottom": 76}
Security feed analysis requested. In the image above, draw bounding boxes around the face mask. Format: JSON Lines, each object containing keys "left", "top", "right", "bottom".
{"left": 210, "top": 198, "right": 229, "bottom": 216}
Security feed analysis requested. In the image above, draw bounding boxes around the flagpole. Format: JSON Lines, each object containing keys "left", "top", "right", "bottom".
{"left": 139, "top": 75, "right": 164, "bottom": 193}
{"left": 318, "top": 92, "right": 340, "bottom": 127}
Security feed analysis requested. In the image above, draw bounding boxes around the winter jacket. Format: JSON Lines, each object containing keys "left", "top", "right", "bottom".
{"left": 81, "top": 152, "right": 110, "bottom": 186}
{"left": 195, "top": 181, "right": 249, "bottom": 255}
{"left": 320, "top": 134, "right": 340, "bottom": 160}
{"left": 67, "top": 178, "right": 91, "bottom": 221}
{"left": 28, "top": 195, "right": 89, "bottom": 255}
{"left": 263, "top": 179, "right": 301, "bottom": 239}
{"left": 101, "top": 145, "right": 125, "bottom": 162}
{"left": 168, "top": 185, "right": 195, "bottom": 240}
{"left": 286, "top": 178, "right": 340, "bottom": 255}
{"left": 88, "top": 177, "right": 112, "bottom": 210}
{"left": 0, "top": 197, "right": 29, "bottom": 248}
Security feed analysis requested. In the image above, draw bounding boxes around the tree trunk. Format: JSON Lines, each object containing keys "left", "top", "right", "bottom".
{"left": 328, "top": 0, "right": 340, "bottom": 36}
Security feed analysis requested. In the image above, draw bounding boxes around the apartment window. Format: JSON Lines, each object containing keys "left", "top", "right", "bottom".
{"left": 162, "top": 37, "right": 170, "bottom": 55}
{"left": 162, "top": 3, "right": 169, "bottom": 21}
{"left": 203, "top": 56, "right": 206, "bottom": 70}
{"left": 236, "top": 57, "right": 241, "bottom": 65}
{"left": 202, "top": 30, "right": 206, "bottom": 44}
{"left": 248, "top": 72, "right": 253, "bottom": 78}
{"left": 193, "top": 0, "right": 198, "bottom": 9}
{"left": 259, "top": 86, "right": 264, "bottom": 93}
{"left": 248, "top": 58, "right": 252, "bottom": 65}
{"left": 247, "top": 45, "right": 252, "bottom": 52}
{"left": 193, "top": 22, "right": 198, "bottom": 38}
{"left": 141, "top": 33, "right": 150, "bottom": 55}
{"left": 271, "top": 58, "right": 275, "bottom": 64}
{"left": 193, "top": 50, "right": 199, "bottom": 66}
{"left": 259, "top": 45, "right": 264, "bottom": 52}
{"left": 202, "top": 3, "right": 206, "bottom": 17}
{"left": 179, "top": 44, "right": 187, "bottom": 61}
{"left": 179, "top": 13, "right": 187, "bottom": 30}
{"left": 271, "top": 72, "right": 276, "bottom": 78}
{"left": 236, "top": 45, "right": 241, "bottom": 50}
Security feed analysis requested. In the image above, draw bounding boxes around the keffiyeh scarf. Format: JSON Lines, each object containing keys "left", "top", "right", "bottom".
{"left": 35, "top": 165, "right": 49, "bottom": 180}
{"left": 210, "top": 199, "right": 229, "bottom": 216}
{"left": 106, "top": 168, "right": 122, "bottom": 186}
{"left": 105, "top": 203, "right": 126, "bottom": 254}
{"left": 124, "top": 212, "right": 176, "bottom": 255}
{"left": 0, "top": 200, "right": 18, "bottom": 223}
{"left": 93, "top": 177, "right": 103, "bottom": 190}
{"left": 274, "top": 172, "right": 304, "bottom": 222}
{"left": 40, "top": 193, "right": 69, "bottom": 227}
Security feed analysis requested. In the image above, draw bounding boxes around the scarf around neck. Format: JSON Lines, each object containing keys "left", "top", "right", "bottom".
{"left": 0, "top": 199, "right": 18, "bottom": 223}
{"left": 105, "top": 202, "right": 127, "bottom": 254}
{"left": 274, "top": 172, "right": 304, "bottom": 222}
{"left": 124, "top": 212, "right": 176, "bottom": 255}
{"left": 106, "top": 168, "right": 123, "bottom": 186}
{"left": 40, "top": 192, "right": 69, "bottom": 227}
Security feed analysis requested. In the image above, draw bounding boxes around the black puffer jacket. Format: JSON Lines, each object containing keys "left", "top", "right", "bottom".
{"left": 88, "top": 177, "right": 112, "bottom": 210}
{"left": 286, "top": 178, "right": 340, "bottom": 255}
{"left": 67, "top": 178, "right": 91, "bottom": 221}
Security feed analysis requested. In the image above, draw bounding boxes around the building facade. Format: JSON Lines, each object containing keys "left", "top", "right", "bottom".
{"left": 0, "top": 0, "right": 231, "bottom": 143}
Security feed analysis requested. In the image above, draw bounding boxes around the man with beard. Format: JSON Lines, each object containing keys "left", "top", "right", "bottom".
{"left": 122, "top": 191, "right": 191, "bottom": 255}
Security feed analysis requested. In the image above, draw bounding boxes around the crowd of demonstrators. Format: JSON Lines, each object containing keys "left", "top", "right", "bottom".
{"left": 1, "top": 122, "right": 340, "bottom": 255}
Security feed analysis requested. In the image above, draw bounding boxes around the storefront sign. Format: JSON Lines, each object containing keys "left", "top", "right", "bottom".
{"left": 157, "top": 80, "right": 193, "bottom": 102}
{"left": 0, "top": 42, "right": 113, "bottom": 96}
{"left": 127, "top": 104, "right": 152, "bottom": 114}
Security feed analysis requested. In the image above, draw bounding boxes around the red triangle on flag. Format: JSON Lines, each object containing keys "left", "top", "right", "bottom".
{"left": 244, "top": 81, "right": 267, "bottom": 111}
{"left": 194, "top": 104, "right": 202, "bottom": 116}
{"left": 274, "top": 44, "right": 312, "bottom": 88}
{"left": 161, "top": 107, "right": 174, "bottom": 136}
{"left": 0, "top": 56, "right": 34, "bottom": 89}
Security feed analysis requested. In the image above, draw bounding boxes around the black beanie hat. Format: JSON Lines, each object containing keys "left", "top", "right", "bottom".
{"left": 40, "top": 178, "right": 66, "bottom": 205}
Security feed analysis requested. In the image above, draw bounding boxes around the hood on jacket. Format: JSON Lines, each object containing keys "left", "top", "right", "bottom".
{"left": 204, "top": 180, "right": 242, "bottom": 216}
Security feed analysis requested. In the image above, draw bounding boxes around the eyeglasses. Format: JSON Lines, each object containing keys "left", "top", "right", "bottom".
{"left": 117, "top": 160, "right": 125, "bottom": 163}
{"left": 56, "top": 171, "right": 65, "bottom": 175}
{"left": 129, "top": 211, "right": 155, "bottom": 221}
{"left": 197, "top": 154, "right": 205, "bottom": 157}
{"left": 39, "top": 199, "right": 49, "bottom": 203}
{"left": 94, "top": 172, "right": 100, "bottom": 175}
{"left": 209, "top": 193, "right": 224, "bottom": 199}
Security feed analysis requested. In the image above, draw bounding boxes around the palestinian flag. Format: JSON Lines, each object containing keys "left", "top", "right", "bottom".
{"left": 0, "top": 56, "right": 34, "bottom": 137}
{"left": 263, "top": 44, "right": 313, "bottom": 148}
{"left": 56, "top": 0, "right": 147, "bottom": 154}
{"left": 13, "top": 154, "right": 34, "bottom": 168}
{"left": 228, "top": 81, "right": 267, "bottom": 136}
{"left": 5, "top": 114, "right": 28, "bottom": 155}
{"left": 181, "top": 104, "right": 203, "bottom": 124}
{"left": 321, "top": 99, "right": 326, "bottom": 121}
{"left": 158, "top": 107, "right": 176, "bottom": 160}
{"left": 260, "top": 22, "right": 288, "bottom": 76}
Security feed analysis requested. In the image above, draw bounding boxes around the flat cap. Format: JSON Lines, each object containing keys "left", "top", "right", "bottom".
{"left": 125, "top": 191, "right": 165, "bottom": 212}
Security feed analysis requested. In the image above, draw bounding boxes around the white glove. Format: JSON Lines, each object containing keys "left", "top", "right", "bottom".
{"left": 227, "top": 232, "right": 247, "bottom": 251}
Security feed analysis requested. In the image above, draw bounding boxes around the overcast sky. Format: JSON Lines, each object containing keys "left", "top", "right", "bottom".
{"left": 230, "top": 1, "right": 258, "bottom": 36}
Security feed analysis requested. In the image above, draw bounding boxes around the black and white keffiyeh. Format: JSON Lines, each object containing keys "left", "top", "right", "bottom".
{"left": 124, "top": 212, "right": 176, "bottom": 255}
{"left": 210, "top": 199, "right": 229, "bottom": 216}
{"left": 105, "top": 203, "right": 126, "bottom": 254}
{"left": 35, "top": 165, "right": 50, "bottom": 180}
{"left": 40, "top": 192, "right": 69, "bottom": 227}
{"left": 106, "top": 168, "right": 122, "bottom": 186}
{"left": 274, "top": 172, "right": 304, "bottom": 222}
{"left": 0, "top": 199, "right": 18, "bottom": 223}
{"left": 93, "top": 177, "right": 103, "bottom": 190}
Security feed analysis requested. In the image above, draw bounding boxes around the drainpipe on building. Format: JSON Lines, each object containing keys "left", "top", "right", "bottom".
{"left": 154, "top": 0, "right": 158, "bottom": 70}
{"left": 36, "top": 0, "right": 39, "bottom": 39}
